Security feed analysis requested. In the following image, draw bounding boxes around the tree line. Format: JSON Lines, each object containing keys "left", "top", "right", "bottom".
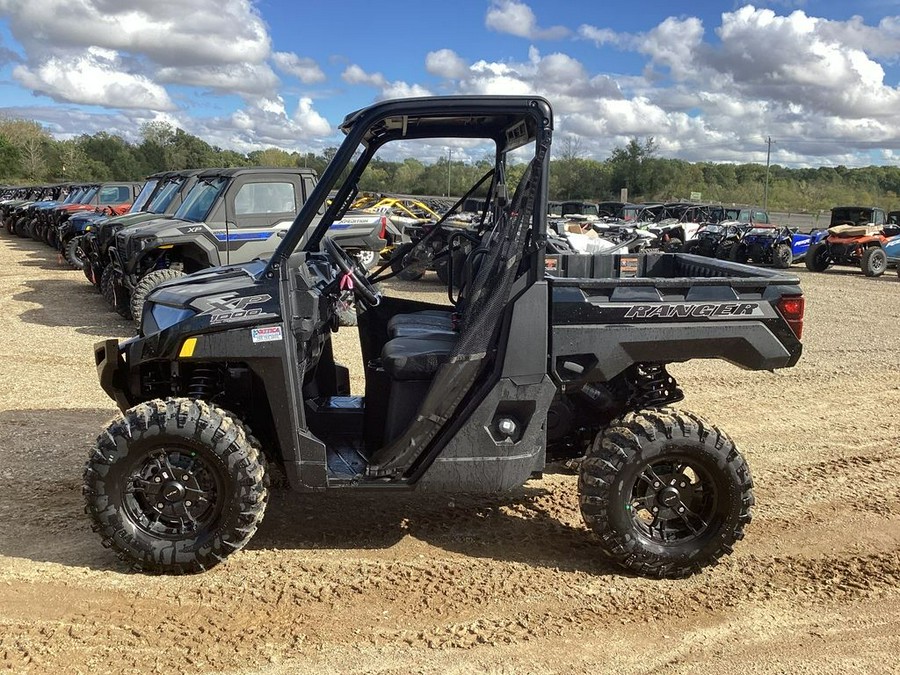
{"left": 1, "top": 117, "right": 898, "bottom": 213}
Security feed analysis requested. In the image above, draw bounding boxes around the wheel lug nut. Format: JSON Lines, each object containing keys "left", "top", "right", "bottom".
{"left": 652, "top": 507, "right": 659, "bottom": 513}
{"left": 653, "top": 482, "right": 660, "bottom": 488}
{"left": 156, "top": 502, "right": 164, "bottom": 509}
{"left": 154, "top": 477, "right": 161, "bottom": 483}
{"left": 185, "top": 501, "right": 192, "bottom": 507}
{"left": 678, "top": 507, "right": 685, "bottom": 513}
{"left": 182, "top": 475, "right": 189, "bottom": 481}
{"left": 680, "top": 482, "right": 686, "bottom": 488}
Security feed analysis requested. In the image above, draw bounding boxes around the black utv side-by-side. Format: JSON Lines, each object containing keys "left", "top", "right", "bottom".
{"left": 85, "top": 96, "right": 805, "bottom": 578}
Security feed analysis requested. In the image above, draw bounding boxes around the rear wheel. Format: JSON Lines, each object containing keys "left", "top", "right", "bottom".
{"left": 805, "top": 242, "right": 830, "bottom": 272}
{"left": 772, "top": 243, "right": 792, "bottom": 268}
{"left": 131, "top": 268, "right": 186, "bottom": 327}
{"left": 579, "top": 408, "right": 753, "bottom": 578}
{"left": 82, "top": 398, "right": 268, "bottom": 574}
{"left": 861, "top": 247, "right": 886, "bottom": 277}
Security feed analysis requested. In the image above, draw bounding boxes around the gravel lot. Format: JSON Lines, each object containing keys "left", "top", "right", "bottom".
{"left": 1, "top": 235, "right": 899, "bottom": 674}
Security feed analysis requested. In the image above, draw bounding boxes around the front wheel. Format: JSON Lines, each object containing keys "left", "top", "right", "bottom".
{"left": 729, "top": 244, "right": 749, "bottom": 264}
{"left": 579, "top": 408, "right": 753, "bottom": 578}
{"left": 683, "top": 241, "right": 702, "bottom": 255}
{"left": 100, "top": 263, "right": 116, "bottom": 308}
{"left": 663, "top": 237, "right": 683, "bottom": 253}
{"left": 772, "top": 243, "right": 792, "bottom": 268}
{"left": 805, "top": 242, "right": 830, "bottom": 272}
{"left": 130, "top": 267, "right": 186, "bottom": 328}
{"left": 389, "top": 243, "right": 426, "bottom": 281}
{"left": 861, "top": 247, "right": 886, "bottom": 277}
{"left": 352, "top": 248, "right": 379, "bottom": 270}
{"left": 83, "top": 399, "right": 268, "bottom": 574}
{"left": 63, "top": 236, "right": 85, "bottom": 269}
{"left": 714, "top": 242, "right": 734, "bottom": 259}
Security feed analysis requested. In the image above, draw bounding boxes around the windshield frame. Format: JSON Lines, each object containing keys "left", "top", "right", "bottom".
{"left": 173, "top": 176, "right": 228, "bottom": 223}
{"left": 129, "top": 180, "right": 158, "bottom": 213}
{"left": 147, "top": 178, "right": 186, "bottom": 214}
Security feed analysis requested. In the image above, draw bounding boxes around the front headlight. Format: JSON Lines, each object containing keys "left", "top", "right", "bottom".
{"left": 130, "top": 235, "right": 157, "bottom": 255}
{"left": 146, "top": 303, "right": 195, "bottom": 334}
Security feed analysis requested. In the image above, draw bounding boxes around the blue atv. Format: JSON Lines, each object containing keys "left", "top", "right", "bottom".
{"left": 730, "top": 225, "right": 827, "bottom": 268}
{"left": 884, "top": 233, "right": 900, "bottom": 278}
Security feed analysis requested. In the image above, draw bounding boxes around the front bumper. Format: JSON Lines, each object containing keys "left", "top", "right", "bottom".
{"left": 94, "top": 338, "right": 132, "bottom": 412}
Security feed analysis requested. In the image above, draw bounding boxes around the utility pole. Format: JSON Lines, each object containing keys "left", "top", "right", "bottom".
{"left": 764, "top": 136, "right": 774, "bottom": 210}
{"left": 447, "top": 147, "right": 452, "bottom": 197}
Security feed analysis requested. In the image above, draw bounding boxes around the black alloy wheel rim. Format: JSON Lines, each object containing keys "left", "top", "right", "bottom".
{"left": 123, "top": 447, "right": 225, "bottom": 538}
{"left": 778, "top": 247, "right": 791, "bottom": 265}
{"left": 627, "top": 453, "right": 719, "bottom": 545}
{"left": 871, "top": 253, "right": 885, "bottom": 273}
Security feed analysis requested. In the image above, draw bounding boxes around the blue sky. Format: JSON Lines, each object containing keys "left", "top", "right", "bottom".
{"left": 0, "top": 1, "right": 898, "bottom": 167}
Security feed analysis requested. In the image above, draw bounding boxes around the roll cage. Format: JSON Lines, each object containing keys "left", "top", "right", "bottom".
{"left": 265, "top": 96, "right": 553, "bottom": 274}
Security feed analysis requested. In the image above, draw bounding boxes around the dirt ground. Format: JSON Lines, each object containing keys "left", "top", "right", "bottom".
{"left": 0, "top": 235, "right": 899, "bottom": 675}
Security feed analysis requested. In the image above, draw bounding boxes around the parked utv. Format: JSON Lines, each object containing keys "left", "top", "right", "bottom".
{"left": 85, "top": 96, "right": 805, "bottom": 580}
{"left": 7, "top": 185, "right": 66, "bottom": 238}
{"left": 49, "top": 182, "right": 141, "bottom": 253}
{"left": 805, "top": 206, "right": 899, "bottom": 277}
{"left": 731, "top": 225, "right": 827, "bottom": 268}
{"left": 59, "top": 181, "right": 161, "bottom": 269}
{"left": 884, "top": 232, "right": 900, "bottom": 277}
{"left": 8, "top": 184, "right": 71, "bottom": 239}
{"left": 82, "top": 171, "right": 202, "bottom": 299}
{"left": 107, "top": 167, "right": 318, "bottom": 324}
{"left": 20, "top": 184, "right": 94, "bottom": 244}
{"left": 2, "top": 186, "right": 44, "bottom": 233}
{"left": 683, "top": 222, "right": 747, "bottom": 259}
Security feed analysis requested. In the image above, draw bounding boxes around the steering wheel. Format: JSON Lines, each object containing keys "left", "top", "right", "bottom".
{"left": 322, "top": 236, "right": 381, "bottom": 306}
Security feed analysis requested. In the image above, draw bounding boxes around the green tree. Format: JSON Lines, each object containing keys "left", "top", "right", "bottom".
{"left": 248, "top": 147, "right": 296, "bottom": 167}
{"left": 0, "top": 135, "right": 21, "bottom": 178}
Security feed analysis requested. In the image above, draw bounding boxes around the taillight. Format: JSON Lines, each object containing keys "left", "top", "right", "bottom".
{"left": 379, "top": 215, "right": 387, "bottom": 240}
{"left": 776, "top": 294, "right": 805, "bottom": 339}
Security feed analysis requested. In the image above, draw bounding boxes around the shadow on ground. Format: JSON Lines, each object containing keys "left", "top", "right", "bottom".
{"left": 14, "top": 276, "right": 129, "bottom": 337}
{"left": 0, "top": 407, "right": 614, "bottom": 576}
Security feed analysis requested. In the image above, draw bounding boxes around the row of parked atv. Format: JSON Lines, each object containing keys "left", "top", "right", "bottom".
{"left": 0, "top": 168, "right": 341, "bottom": 327}
{"left": 725, "top": 206, "right": 900, "bottom": 278}
{"left": 553, "top": 202, "right": 900, "bottom": 278}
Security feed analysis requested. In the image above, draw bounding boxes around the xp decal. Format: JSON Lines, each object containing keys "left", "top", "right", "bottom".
{"left": 191, "top": 293, "right": 275, "bottom": 325}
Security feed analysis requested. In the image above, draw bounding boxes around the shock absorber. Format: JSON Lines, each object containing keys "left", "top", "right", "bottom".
{"left": 626, "top": 364, "right": 685, "bottom": 409}
{"left": 186, "top": 366, "right": 221, "bottom": 400}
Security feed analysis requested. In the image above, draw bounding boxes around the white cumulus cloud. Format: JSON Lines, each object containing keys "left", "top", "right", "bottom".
{"left": 485, "top": 0, "right": 569, "bottom": 40}
{"left": 342, "top": 65, "right": 432, "bottom": 100}
{"left": 14, "top": 48, "right": 175, "bottom": 111}
{"left": 272, "top": 52, "right": 326, "bottom": 84}
{"left": 156, "top": 63, "right": 280, "bottom": 98}
{"left": 425, "top": 49, "right": 469, "bottom": 79}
